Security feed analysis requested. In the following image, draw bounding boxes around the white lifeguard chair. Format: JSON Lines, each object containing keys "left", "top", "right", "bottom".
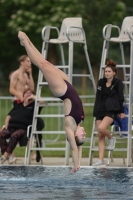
{"left": 27, "top": 18, "right": 96, "bottom": 165}
{"left": 89, "top": 16, "right": 133, "bottom": 167}
{"left": 41, "top": 17, "right": 96, "bottom": 87}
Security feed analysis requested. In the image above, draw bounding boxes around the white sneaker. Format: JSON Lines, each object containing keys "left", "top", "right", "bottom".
{"left": 8, "top": 156, "right": 16, "bottom": 164}
{"left": 0, "top": 156, "right": 7, "bottom": 164}
{"left": 107, "top": 137, "right": 116, "bottom": 150}
{"left": 92, "top": 159, "right": 105, "bottom": 166}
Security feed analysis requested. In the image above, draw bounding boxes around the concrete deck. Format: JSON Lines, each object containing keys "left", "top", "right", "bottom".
{"left": 2, "top": 156, "right": 133, "bottom": 168}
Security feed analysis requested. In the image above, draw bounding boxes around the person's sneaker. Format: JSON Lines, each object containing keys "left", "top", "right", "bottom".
{"left": 107, "top": 137, "right": 116, "bottom": 150}
{"left": 0, "top": 156, "right": 7, "bottom": 164}
{"left": 92, "top": 159, "right": 105, "bottom": 166}
{"left": 8, "top": 156, "right": 16, "bottom": 164}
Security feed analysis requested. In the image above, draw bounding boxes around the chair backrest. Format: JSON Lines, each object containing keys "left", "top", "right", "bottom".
{"left": 119, "top": 16, "right": 133, "bottom": 40}
{"left": 58, "top": 17, "right": 84, "bottom": 41}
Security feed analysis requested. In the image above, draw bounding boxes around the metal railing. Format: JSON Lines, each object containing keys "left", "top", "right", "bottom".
{"left": 0, "top": 96, "right": 95, "bottom": 145}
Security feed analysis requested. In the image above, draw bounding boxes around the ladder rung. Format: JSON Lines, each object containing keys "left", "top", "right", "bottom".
{"left": 35, "top": 114, "right": 64, "bottom": 117}
{"left": 37, "top": 97, "right": 62, "bottom": 101}
{"left": 38, "top": 103, "right": 63, "bottom": 107}
{"left": 92, "top": 131, "right": 98, "bottom": 134}
{"left": 91, "top": 147, "right": 127, "bottom": 151}
{"left": 56, "top": 65, "right": 69, "bottom": 69}
{"left": 83, "top": 103, "right": 94, "bottom": 106}
{"left": 72, "top": 74, "right": 91, "bottom": 77}
{"left": 93, "top": 131, "right": 129, "bottom": 135}
{"left": 111, "top": 148, "right": 127, "bottom": 151}
{"left": 29, "top": 147, "right": 66, "bottom": 151}
{"left": 116, "top": 65, "right": 131, "bottom": 68}
{"left": 102, "top": 65, "right": 131, "bottom": 68}
{"left": 123, "top": 81, "right": 130, "bottom": 84}
{"left": 39, "top": 82, "right": 48, "bottom": 86}
{"left": 91, "top": 147, "right": 99, "bottom": 151}
{"left": 110, "top": 131, "right": 129, "bottom": 134}
{"left": 32, "top": 131, "right": 65, "bottom": 134}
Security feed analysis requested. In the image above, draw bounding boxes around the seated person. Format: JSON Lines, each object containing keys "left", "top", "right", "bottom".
{"left": 0, "top": 88, "right": 44, "bottom": 164}
{"left": 19, "top": 115, "right": 44, "bottom": 162}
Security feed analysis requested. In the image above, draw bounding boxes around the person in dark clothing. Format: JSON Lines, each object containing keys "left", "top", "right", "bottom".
{"left": 18, "top": 116, "right": 44, "bottom": 163}
{"left": 18, "top": 31, "right": 86, "bottom": 173}
{"left": 9, "top": 57, "right": 35, "bottom": 163}
{"left": 0, "top": 89, "right": 44, "bottom": 164}
{"left": 93, "top": 60, "right": 125, "bottom": 166}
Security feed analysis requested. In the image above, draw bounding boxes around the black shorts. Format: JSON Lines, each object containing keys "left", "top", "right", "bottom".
{"left": 95, "top": 112, "right": 117, "bottom": 121}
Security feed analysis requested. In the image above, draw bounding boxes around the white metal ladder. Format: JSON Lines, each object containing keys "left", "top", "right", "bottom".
{"left": 27, "top": 17, "right": 96, "bottom": 165}
{"left": 88, "top": 16, "right": 133, "bottom": 167}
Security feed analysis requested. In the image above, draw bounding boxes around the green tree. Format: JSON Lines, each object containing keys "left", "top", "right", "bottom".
{"left": 0, "top": 0, "right": 127, "bottom": 93}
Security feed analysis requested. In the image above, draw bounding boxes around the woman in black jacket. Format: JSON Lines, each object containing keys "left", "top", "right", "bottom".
{"left": 93, "top": 60, "right": 125, "bottom": 166}
{"left": 0, "top": 89, "right": 44, "bottom": 164}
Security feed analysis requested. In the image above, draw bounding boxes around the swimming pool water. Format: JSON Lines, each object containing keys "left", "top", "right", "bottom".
{"left": 0, "top": 166, "right": 133, "bottom": 200}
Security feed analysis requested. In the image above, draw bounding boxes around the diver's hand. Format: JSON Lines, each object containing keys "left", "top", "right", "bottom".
{"left": 70, "top": 167, "right": 77, "bottom": 173}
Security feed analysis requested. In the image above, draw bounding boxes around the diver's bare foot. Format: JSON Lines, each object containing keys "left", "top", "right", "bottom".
{"left": 18, "top": 31, "right": 27, "bottom": 46}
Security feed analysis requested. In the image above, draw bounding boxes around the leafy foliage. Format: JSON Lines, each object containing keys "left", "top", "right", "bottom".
{"left": 0, "top": 0, "right": 129, "bottom": 93}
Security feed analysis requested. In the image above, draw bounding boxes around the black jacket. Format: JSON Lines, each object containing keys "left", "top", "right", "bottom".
{"left": 93, "top": 77, "right": 124, "bottom": 117}
{"left": 8, "top": 101, "right": 43, "bottom": 130}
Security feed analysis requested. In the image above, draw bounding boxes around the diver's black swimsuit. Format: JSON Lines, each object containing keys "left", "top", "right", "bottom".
{"left": 59, "top": 80, "right": 84, "bottom": 125}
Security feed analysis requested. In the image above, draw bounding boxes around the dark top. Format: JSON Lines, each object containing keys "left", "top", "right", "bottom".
{"left": 8, "top": 101, "right": 42, "bottom": 130}
{"left": 59, "top": 80, "right": 84, "bottom": 125}
{"left": 93, "top": 77, "right": 124, "bottom": 117}
{"left": 98, "top": 84, "right": 112, "bottom": 116}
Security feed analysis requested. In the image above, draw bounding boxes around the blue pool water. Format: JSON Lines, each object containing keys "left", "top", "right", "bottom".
{"left": 0, "top": 166, "right": 133, "bottom": 200}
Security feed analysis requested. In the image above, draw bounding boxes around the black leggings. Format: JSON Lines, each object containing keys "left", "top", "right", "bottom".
{"left": 0, "top": 128, "right": 26, "bottom": 154}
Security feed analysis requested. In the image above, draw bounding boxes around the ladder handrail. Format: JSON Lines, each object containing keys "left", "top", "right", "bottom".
{"left": 127, "top": 25, "right": 133, "bottom": 40}
{"left": 103, "top": 24, "right": 121, "bottom": 41}
{"left": 42, "top": 26, "right": 60, "bottom": 41}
